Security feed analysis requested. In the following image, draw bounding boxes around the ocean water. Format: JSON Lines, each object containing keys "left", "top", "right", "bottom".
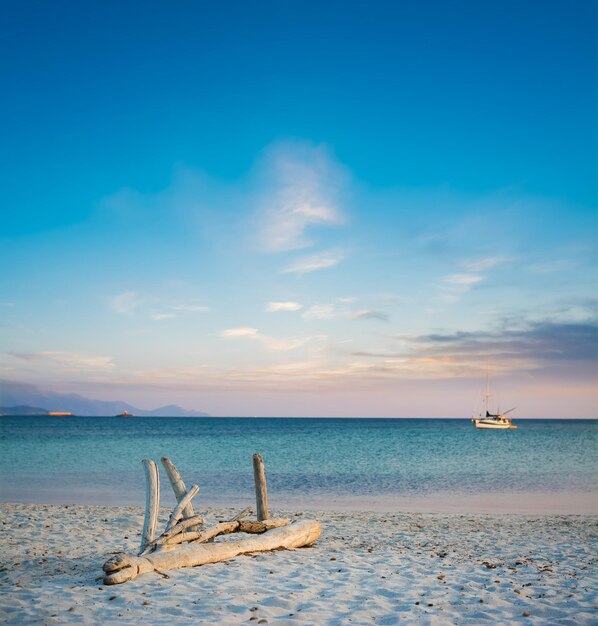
{"left": 0, "top": 417, "right": 596, "bottom": 510}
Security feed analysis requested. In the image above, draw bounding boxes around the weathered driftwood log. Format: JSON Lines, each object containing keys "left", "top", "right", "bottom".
{"left": 161, "top": 457, "right": 196, "bottom": 520}
{"left": 252, "top": 453, "right": 269, "bottom": 521}
{"left": 140, "top": 460, "right": 160, "bottom": 553}
{"left": 162, "top": 517, "right": 289, "bottom": 546}
{"left": 189, "top": 517, "right": 290, "bottom": 544}
{"left": 103, "top": 519, "right": 321, "bottom": 584}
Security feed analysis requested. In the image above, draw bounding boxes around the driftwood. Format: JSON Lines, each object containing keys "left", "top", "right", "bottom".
{"left": 140, "top": 460, "right": 160, "bottom": 552}
{"left": 103, "top": 519, "right": 321, "bottom": 584}
{"left": 140, "top": 513, "right": 206, "bottom": 555}
{"left": 165, "top": 485, "right": 199, "bottom": 531}
{"left": 161, "top": 457, "right": 196, "bottom": 520}
{"left": 103, "top": 453, "right": 321, "bottom": 584}
{"left": 189, "top": 517, "right": 291, "bottom": 544}
{"left": 253, "top": 453, "right": 269, "bottom": 521}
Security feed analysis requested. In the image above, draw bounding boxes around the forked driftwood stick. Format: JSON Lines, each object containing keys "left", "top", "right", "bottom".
{"left": 252, "top": 453, "right": 269, "bottom": 521}
{"left": 103, "top": 519, "right": 321, "bottom": 585}
{"left": 165, "top": 485, "right": 199, "bottom": 531}
{"left": 140, "top": 460, "right": 160, "bottom": 553}
{"left": 140, "top": 513, "right": 206, "bottom": 555}
{"left": 162, "top": 514, "right": 206, "bottom": 539}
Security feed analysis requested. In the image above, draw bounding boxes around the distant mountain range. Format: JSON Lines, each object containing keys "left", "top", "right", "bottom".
{"left": 0, "top": 380, "right": 210, "bottom": 417}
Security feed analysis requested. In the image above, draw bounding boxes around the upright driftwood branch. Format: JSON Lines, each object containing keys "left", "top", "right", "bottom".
{"left": 140, "top": 459, "right": 160, "bottom": 553}
{"left": 161, "top": 457, "right": 196, "bottom": 519}
{"left": 252, "top": 453, "right": 269, "bottom": 521}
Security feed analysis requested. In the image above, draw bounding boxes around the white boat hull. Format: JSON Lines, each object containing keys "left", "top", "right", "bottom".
{"left": 473, "top": 419, "right": 517, "bottom": 430}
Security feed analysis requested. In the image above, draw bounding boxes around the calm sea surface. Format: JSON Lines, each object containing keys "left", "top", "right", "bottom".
{"left": 0, "top": 417, "right": 596, "bottom": 509}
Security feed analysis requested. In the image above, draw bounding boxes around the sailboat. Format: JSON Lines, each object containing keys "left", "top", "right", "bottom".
{"left": 471, "top": 375, "right": 517, "bottom": 430}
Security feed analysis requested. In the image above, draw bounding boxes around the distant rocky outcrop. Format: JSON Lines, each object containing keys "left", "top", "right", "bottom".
{"left": 0, "top": 380, "right": 210, "bottom": 417}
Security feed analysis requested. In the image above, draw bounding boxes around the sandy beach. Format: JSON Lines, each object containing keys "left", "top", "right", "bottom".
{"left": 1, "top": 503, "right": 596, "bottom": 625}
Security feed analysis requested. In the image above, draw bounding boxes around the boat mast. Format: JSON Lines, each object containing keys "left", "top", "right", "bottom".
{"left": 485, "top": 371, "right": 490, "bottom": 415}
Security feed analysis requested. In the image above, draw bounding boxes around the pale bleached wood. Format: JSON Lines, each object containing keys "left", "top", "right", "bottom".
{"left": 182, "top": 517, "right": 290, "bottom": 545}
{"left": 140, "top": 459, "right": 160, "bottom": 553}
{"left": 193, "top": 520, "right": 239, "bottom": 543}
{"left": 252, "top": 453, "right": 269, "bottom": 521}
{"left": 162, "top": 513, "right": 205, "bottom": 539}
{"left": 103, "top": 552, "right": 135, "bottom": 573}
{"left": 147, "top": 518, "right": 290, "bottom": 552}
{"left": 163, "top": 517, "right": 292, "bottom": 546}
{"left": 164, "top": 530, "right": 204, "bottom": 545}
{"left": 103, "top": 519, "right": 321, "bottom": 584}
{"left": 161, "top": 456, "right": 196, "bottom": 520}
{"left": 140, "top": 514, "right": 205, "bottom": 555}
{"left": 165, "top": 485, "right": 199, "bottom": 531}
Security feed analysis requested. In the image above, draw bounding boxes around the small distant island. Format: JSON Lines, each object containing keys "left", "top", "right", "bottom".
{"left": 0, "top": 380, "right": 211, "bottom": 417}
{"left": 0, "top": 404, "right": 209, "bottom": 417}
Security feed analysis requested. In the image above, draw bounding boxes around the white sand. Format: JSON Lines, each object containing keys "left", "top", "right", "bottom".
{"left": 0, "top": 503, "right": 596, "bottom": 625}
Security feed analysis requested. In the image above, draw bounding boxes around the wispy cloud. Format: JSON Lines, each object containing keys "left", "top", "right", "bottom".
{"left": 8, "top": 351, "right": 115, "bottom": 371}
{"left": 461, "top": 256, "right": 513, "bottom": 272}
{"left": 221, "top": 327, "right": 259, "bottom": 339}
{"left": 266, "top": 301, "right": 303, "bottom": 312}
{"left": 436, "top": 256, "right": 514, "bottom": 303}
{"left": 151, "top": 303, "right": 210, "bottom": 320}
{"left": 302, "top": 304, "right": 338, "bottom": 320}
{"left": 441, "top": 273, "right": 484, "bottom": 301}
{"left": 220, "top": 327, "right": 316, "bottom": 352}
{"left": 283, "top": 251, "right": 344, "bottom": 274}
{"left": 110, "top": 291, "right": 142, "bottom": 315}
{"left": 256, "top": 142, "right": 348, "bottom": 252}
{"left": 151, "top": 313, "right": 177, "bottom": 321}
{"left": 111, "top": 292, "right": 209, "bottom": 320}
{"left": 348, "top": 309, "right": 389, "bottom": 321}
{"left": 302, "top": 303, "right": 389, "bottom": 322}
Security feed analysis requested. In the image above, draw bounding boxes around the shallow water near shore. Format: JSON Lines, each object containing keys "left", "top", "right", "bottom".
{"left": 1, "top": 417, "right": 596, "bottom": 513}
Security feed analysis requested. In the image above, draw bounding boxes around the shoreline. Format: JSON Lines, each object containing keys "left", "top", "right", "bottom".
{"left": 1, "top": 502, "right": 596, "bottom": 625}
{"left": 2, "top": 489, "right": 596, "bottom": 515}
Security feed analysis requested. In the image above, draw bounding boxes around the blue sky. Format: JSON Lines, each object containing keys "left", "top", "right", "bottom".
{"left": 1, "top": 1, "right": 596, "bottom": 417}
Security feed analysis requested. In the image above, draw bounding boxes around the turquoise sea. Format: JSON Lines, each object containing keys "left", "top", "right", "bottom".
{"left": 0, "top": 417, "right": 596, "bottom": 510}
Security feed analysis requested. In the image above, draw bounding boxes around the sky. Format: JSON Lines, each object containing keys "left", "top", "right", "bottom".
{"left": 0, "top": 0, "right": 596, "bottom": 417}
